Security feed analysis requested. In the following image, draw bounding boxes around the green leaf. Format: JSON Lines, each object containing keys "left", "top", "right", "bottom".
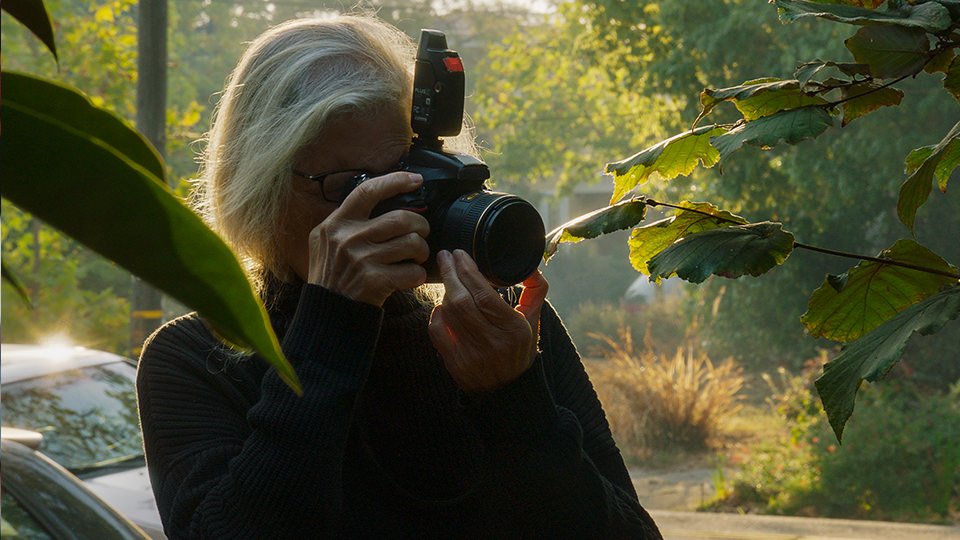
{"left": 544, "top": 198, "right": 647, "bottom": 261}
{"left": 945, "top": 55, "right": 960, "bottom": 102}
{"left": 905, "top": 145, "right": 936, "bottom": 175}
{"left": 794, "top": 60, "right": 870, "bottom": 88}
{"left": 0, "top": 73, "right": 301, "bottom": 395}
{"left": 925, "top": 48, "right": 956, "bottom": 74}
{"left": 605, "top": 125, "right": 726, "bottom": 203}
{"left": 3, "top": 72, "right": 164, "bottom": 179}
{"left": 1, "top": 259, "right": 32, "bottom": 307}
{"left": 710, "top": 106, "right": 834, "bottom": 160}
{"left": 839, "top": 80, "right": 904, "bottom": 126}
{"left": 815, "top": 286, "right": 960, "bottom": 441}
{"left": 1, "top": 0, "right": 58, "bottom": 61}
{"left": 897, "top": 121, "right": 960, "bottom": 230}
{"left": 700, "top": 79, "right": 829, "bottom": 121}
{"left": 844, "top": 25, "right": 930, "bottom": 79}
{"left": 628, "top": 202, "right": 748, "bottom": 278}
{"left": 775, "top": 0, "right": 952, "bottom": 33}
{"left": 802, "top": 239, "right": 958, "bottom": 342}
{"left": 647, "top": 222, "right": 795, "bottom": 284}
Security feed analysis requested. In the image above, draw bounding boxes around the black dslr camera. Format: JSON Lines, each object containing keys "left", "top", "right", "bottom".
{"left": 345, "top": 29, "right": 545, "bottom": 287}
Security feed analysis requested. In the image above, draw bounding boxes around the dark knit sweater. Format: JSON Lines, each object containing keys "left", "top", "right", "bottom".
{"left": 136, "top": 281, "right": 662, "bottom": 539}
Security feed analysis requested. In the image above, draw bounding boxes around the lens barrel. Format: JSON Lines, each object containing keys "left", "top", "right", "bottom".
{"left": 436, "top": 191, "right": 545, "bottom": 287}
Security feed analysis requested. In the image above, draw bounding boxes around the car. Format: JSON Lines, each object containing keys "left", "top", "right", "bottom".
{"left": 1, "top": 343, "right": 166, "bottom": 539}
{"left": 1, "top": 426, "right": 149, "bottom": 539}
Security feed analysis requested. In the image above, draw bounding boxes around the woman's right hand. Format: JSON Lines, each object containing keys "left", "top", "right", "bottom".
{"left": 307, "top": 172, "right": 430, "bottom": 307}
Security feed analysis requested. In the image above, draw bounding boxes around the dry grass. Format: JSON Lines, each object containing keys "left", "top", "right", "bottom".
{"left": 586, "top": 325, "right": 745, "bottom": 456}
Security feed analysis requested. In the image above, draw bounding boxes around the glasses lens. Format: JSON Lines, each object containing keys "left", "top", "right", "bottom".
{"left": 323, "top": 171, "right": 364, "bottom": 202}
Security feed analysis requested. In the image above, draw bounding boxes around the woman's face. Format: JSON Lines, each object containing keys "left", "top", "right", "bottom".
{"left": 280, "top": 110, "right": 413, "bottom": 281}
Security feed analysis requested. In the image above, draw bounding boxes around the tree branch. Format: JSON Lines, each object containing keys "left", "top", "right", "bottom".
{"left": 644, "top": 198, "right": 960, "bottom": 280}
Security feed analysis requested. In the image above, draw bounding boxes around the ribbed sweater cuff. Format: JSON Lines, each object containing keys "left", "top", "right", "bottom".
{"left": 465, "top": 355, "right": 560, "bottom": 443}
{"left": 281, "top": 284, "right": 384, "bottom": 376}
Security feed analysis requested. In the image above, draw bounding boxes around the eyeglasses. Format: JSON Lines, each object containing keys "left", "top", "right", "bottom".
{"left": 291, "top": 168, "right": 366, "bottom": 203}
{"left": 292, "top": 159, "right": 407, "bottom": 204}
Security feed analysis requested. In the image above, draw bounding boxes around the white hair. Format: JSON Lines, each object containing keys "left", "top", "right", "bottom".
{"left": 195, "top": 15, "right": 477, "bottom": 291}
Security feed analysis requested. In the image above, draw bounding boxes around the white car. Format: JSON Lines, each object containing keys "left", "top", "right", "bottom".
{"left": 2, "top": 427, "right": 149, "bottom": 539}
{"left": 1, "top": 343, "right": 165, "bottom": 539}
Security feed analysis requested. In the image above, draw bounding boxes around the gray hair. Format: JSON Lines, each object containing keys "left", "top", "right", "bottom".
{"left": 196, "top": 15, "right": 437, "bottom": 288}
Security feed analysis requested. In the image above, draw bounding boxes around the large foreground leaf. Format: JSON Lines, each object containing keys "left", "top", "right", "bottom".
{"left": 647, "top": 222, "right": 795, "bottom": 283}
{"left": 711, "top": 106, "right": 834, "bottom": 160}
{"left": 897, "top": 121, "right": 960, "bottom": 231}
{"left": 775, "top": 0, "right": 952, "bottom": 33}
{"left": 0, "top": 72, "right": 301, "bottom": 394}
{"left": 544, "top": 198, "right": 647, "bottom": 261}
{"left": 802, "top": 239, "right": 958, "bottom": 342}
{"left": 1, "top": 0, "right": 58, "bottom": 60}
{"left": 815, "top": 286, "right": 960, "bottom": 441}
{"left": 629, "top": 202, "right": 748, "bottom": 278}
{"left": 605, "top": 125, "right": 725, "bottom": 203}
{"left": 700, "top": 78, "right": 828, "bottom": 121}
{"left": 844, "top": 25, "right": 930, "bottom": 79}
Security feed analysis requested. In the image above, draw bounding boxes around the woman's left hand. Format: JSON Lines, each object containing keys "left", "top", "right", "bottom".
{"left": 428, "top": 249, "right": 549, "bottom": 394}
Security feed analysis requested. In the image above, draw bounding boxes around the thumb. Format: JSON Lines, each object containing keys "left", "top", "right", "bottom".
{"left": 338, "top": 172, "right": 422, "bottom": 219}
{"left": 516, "top": 269, "right": 548, "bottom": 327}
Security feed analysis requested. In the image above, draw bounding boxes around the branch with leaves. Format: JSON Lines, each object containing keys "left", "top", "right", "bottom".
{"left": 544, "top": 0, "right": 960, "bottom": 441}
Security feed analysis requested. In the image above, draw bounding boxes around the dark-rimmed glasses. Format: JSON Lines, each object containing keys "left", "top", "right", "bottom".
{"left": 290, "top": 168, "right": 367, "bottom": 203}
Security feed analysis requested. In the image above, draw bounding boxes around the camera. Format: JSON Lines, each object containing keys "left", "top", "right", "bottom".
{"left": 344, "top": 29, "right": 546, "bottom": 287}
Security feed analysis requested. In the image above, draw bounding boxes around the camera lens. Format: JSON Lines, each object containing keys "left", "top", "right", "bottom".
{"left": 438, "top": 191, "right": 546, "bottom": 287}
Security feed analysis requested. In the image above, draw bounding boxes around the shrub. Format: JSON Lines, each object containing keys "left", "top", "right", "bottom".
{"left": 712, "top": 366, "right": 960, "bottom": 523}
{"left": 565, "top": 294, "right": 691, "bottom": 359}
{"left": 813, "top": 383, "right": 960, "bottom": 521}
{"left": 585, "top": 327, "right": 744, "bottom": 456}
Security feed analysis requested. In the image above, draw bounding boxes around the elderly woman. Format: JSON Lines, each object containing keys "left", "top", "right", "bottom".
{"left": 136, "top": 14, "right": 661, "bottom": 539}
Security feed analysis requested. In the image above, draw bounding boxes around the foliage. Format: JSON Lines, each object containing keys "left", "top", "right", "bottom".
{"left": 513, "top": 0, "right": 960, "bottom": 440}
{"left": 711, "top": 367, "right": 960, "bottom": 521}
{"left": 1, "top": 201, "right": 130, "bottom": 352}
{"left": 1, "top": 1, "right": 299, "bottom": 392}
{"left": 585, "top": 327, "right": 744, "bottom": 455}
{"left": 564, "top": 294, "right": 690, "bottom": 358}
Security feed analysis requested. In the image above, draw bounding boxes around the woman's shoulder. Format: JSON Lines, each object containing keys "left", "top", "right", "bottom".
{"left": 142, "top": 312, "right": 219, "bottom": 358}
{"left": 139, "top": 313, "right": 261, "bottom": 383}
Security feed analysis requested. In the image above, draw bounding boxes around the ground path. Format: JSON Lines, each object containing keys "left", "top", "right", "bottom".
{"left": 630, "top": 468, "right": 960, "bottom": 539}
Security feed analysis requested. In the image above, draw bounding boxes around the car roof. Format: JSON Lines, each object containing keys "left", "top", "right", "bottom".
{"left": 1, "top": 343, "right": 133, "bottom": 384}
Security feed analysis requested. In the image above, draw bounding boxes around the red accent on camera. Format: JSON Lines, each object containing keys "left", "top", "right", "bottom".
{"left": 443, "top": 56, "right": 464, "bottom": 73}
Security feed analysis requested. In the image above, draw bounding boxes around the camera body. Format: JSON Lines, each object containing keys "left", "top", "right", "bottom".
{"left": 346, "top": 29, "right": 545, "bottom": 287}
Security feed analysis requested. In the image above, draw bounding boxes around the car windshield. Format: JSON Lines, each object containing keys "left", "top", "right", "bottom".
{"left": 1, "top": 362, "right": 144, "bottom": 476}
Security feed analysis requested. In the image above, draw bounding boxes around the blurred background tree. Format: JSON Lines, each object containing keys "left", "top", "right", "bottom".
{"left": 473, "top": 0, "right": 959, "bottom": 376}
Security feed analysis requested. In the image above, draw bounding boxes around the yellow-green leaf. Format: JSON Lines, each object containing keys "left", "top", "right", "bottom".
{"left": 945, "top": 55, "right": 960, "bottom": 103}
{"left": 628, "top": 201, "right": 748, "bottom": 278}
{"left": 711, "top": 106, "right": 834, "bottom": 160}
{"left": 544, "top": 198, "right": 647, "bottom": 261}
{"left": 701, "top": 79, "right": 828, "bottom": 121}
{"left": 840, "top": 81, "right": 903, "bottom": 126}
{"left": 605, "top": 125, "right": 726, "bottom": 204}
{"left": 776, "top": 0, "right": 951, "bottom": 33}
{"left": 815, "top": 286, "right": 960, "bottom": 441}
{"left": 897, "top": 122, "right": 960, "bottom": 230}
{"left": 802, "top": 239, "right": 958, "bottom": 342}
{"left": 647, "top": 222, "right": 795, "bottom": 284}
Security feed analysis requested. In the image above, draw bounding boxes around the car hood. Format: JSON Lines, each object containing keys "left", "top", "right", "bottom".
{"left": 83, "top": 466, "right": 166, "bottom": 539}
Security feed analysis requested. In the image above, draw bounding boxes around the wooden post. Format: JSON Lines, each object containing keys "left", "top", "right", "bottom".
{"left": 130, "top": 0, "right": 168, "bottom": 359}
